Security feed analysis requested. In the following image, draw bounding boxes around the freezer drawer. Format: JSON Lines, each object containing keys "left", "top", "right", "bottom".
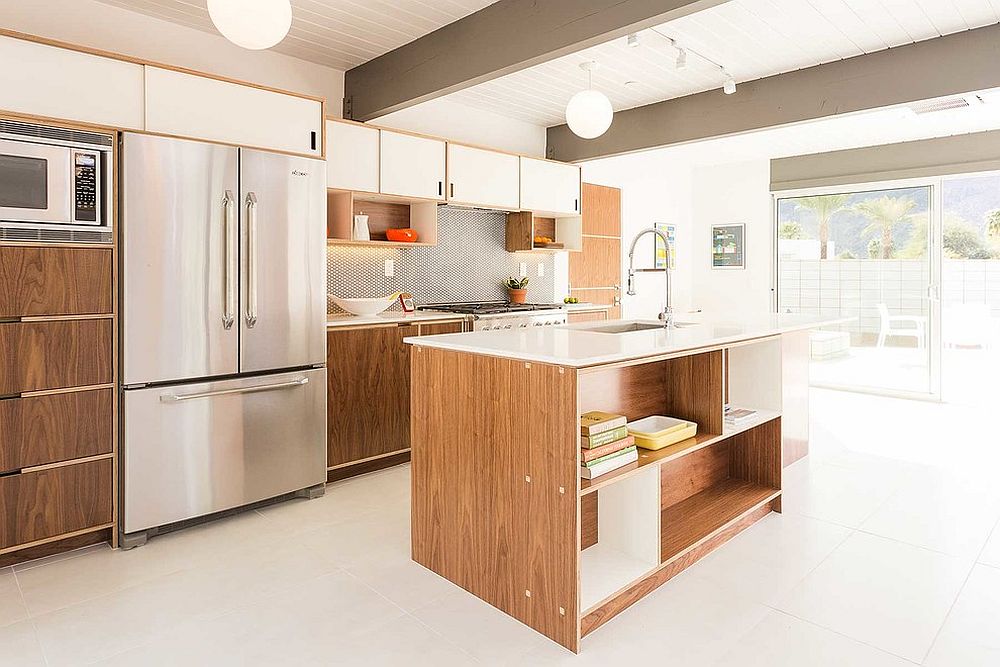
{"left": 123, "top": 368, "right": 326, "bottom": 534}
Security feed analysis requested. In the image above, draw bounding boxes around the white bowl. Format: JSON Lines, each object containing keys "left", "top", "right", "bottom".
{"left": 330, "top": 295, "right": 396, "bottom": 317}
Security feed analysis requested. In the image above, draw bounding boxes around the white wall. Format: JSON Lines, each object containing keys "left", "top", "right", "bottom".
{"left": 691, "top": 160, "right": 774, "bottom": 318}
{"left": 373, "top": 98, "right": 547, "bottom": 157}
{"left": 0, "top": 0, "right": 344, "bottom": 104}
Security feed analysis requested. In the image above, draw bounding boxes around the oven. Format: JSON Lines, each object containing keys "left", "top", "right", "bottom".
{"left": 0, "top": 120, "right": 112, "bottom": 243}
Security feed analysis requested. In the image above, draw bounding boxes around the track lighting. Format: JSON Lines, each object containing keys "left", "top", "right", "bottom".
{"left": 675, "top": 47, "right": 687, "bottom": 70}
{"left": 627, "top": 33, "right": 640, "bottom": 48}
{"left": 722, "top": 71, "right": 736, "bottom": 95}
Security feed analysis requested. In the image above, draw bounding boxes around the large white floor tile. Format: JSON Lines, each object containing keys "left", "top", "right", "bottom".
{"left": 780, "top": 461, "right": 900, "bottom": 528}
{"left": 777, "top": 531, "right": 972, "bottom": 662}
{"left": 712, "top": 610, "right": 912, "bottom": 666}
{"left": 688, "top": 512, "right": 850, "bottom": 605}
{"left": 979, "top": 521, "right": 1000, "bottom": 568}
{"left": 925, "top": 564, "right": 1000, "bottom": 667}
{"left": 0, "top": 620, "right": 45, "bottom": 667}
{"left": 861, "top": 470, "right": 1000, "bottom": 557}
{"left": 344, "top": 553, "right": 460, "bottom": 613}
{"left": 0, "top": 567, "right": 27, "bottom": 629}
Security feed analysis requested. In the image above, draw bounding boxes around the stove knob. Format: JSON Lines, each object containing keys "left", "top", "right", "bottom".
{"left": 482, "top": 325, "right": 492, "bottom": 331}
{"left": 519, "top": 323, "right": 528, "bottom": 328}
{"left": 504, "top": 324, "right": 512, "bottom": 329}
{"left": 533, "top": 322, "right": 543, "bottom": 327}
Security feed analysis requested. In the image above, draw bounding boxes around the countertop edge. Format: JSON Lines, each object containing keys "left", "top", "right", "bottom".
{"left": 327, "top": 312, "right": 468, "bottom": 328}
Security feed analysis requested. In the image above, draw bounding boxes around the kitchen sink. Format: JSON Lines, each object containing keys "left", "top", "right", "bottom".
{"left": 576, "top": 320, "right": 698, "bottom": 334}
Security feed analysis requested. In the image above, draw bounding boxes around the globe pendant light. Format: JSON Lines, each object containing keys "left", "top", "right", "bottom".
{"left": 565, "top": 61, "right": 613, "bottom": 139}
{"left": 208, "top": 0, "right": 292, "bottom": 50}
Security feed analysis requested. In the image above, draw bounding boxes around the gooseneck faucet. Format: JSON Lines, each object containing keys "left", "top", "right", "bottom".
{"left": 626, "top": 226, "right": 674, "bottom": 329}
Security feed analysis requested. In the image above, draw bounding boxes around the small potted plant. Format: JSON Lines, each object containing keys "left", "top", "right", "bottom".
{"left": 505, "top": 276, "right": 529, "bottom": 304}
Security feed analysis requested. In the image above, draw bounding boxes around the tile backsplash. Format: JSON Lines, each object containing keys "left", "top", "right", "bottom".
{"left": 326, "top": 206, "right": 556, "bottom": 312}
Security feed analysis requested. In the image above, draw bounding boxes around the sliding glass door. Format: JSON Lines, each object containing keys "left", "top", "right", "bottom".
{"left": 774, "top": 182, "right": 939, "bottom": 398}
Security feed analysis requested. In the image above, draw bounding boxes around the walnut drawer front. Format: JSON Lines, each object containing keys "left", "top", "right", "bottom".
{"left": 0, "top": 320, "right": 112, "bottom": 395}
{"left": 0, "top": 458, "right": 112, "bottom": 551}
{"left": 0, "top": 247, "right": 112, "bottom": 318}
{"left": 0, "top": 388, "right": 113, "bottom": 473}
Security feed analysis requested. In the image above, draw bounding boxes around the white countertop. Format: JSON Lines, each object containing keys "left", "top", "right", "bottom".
{"left": 326, "top": 311, "right": 467, "bottom": 328}
{"left": 404, "top": 313, "right": 847, "bottom": 367}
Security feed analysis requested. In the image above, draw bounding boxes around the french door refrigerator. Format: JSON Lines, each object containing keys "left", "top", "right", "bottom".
{"left": 120, "top": 133, "right": 326, "bottom": 545}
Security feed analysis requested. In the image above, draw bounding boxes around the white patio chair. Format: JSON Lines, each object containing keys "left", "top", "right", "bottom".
{"left": 877, "top": 303, "right": 926, "bottom": 348}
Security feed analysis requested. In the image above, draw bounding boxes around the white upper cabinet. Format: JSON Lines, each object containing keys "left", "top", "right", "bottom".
{"left": 0, "top": 36, "right": 144, "bottom": 129}
{"left": 519, "top": 157, "right": 581, "bottom": 217}
{"left": 144, "top": 66, "right": 322, "bottom": 156}
{"left": 379, "top": 130, "right": 446, "bottom": 201}
{"left": 447, "top": 144, "right": 519, "bottom": 210}
{"left": 327, "top": 120, "right": 378, "bottom": 192}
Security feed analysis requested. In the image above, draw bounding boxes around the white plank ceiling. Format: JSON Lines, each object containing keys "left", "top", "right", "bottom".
{"left": 93, "top": 0, "right": 500, "bottom": 70}
{"left": 447, "top": 0, "right": 1000, "bottom": 127}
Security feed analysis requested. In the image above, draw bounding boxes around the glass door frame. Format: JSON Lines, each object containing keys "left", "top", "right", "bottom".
{"left": 771, "top": 175, "right": 943, "bottom": 401}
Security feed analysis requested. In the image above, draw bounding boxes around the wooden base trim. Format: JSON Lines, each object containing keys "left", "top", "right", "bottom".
{"left": 328, "top": 448, "right": 410, "bottom": 470}
{"left": 327, "top": 450, "right": 410, "bottom": 482}
{"left": 580, "top": 499, "right": 777, "bottom": 637}
{"left": 0, "top": 523, "right": 113, "bottom": 558}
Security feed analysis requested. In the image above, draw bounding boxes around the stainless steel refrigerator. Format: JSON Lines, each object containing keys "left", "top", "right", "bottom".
{"left": 120, "top": 133, "right": 327, "bottom": 545}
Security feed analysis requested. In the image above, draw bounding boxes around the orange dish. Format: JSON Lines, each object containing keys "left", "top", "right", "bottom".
{"left": 386, "top": 228, "right": 419, "bottom": 242}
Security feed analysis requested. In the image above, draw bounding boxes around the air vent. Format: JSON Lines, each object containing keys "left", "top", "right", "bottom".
{"left": 0, "top": 226, "right": 111, "bottom": 244}
{"left": 0, "top": 120, "right": 113, "bottom": 147}
{"left": 907, "top": 96, "right": 980, "bottom": 115}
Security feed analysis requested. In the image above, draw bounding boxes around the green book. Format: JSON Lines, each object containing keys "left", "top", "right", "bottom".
{"left": 581, "top": 426, "right": 628, "bottom": 449}
{"left": 582, "top": 446, "right": 637, "bottom": 469}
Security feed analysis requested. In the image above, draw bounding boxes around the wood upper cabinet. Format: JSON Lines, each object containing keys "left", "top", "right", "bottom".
{"left": 0, "top": 35, "right": 144, "bottom": 129}
{"left": 0, "top": 247, "right": 112, "bottom": 318}
{"left": 0, "top": 389, "right": 113, "bottom": 472}
{"left": 0, "top": 320, "right": 112, "bottom": 396}
{"left": 327, "top": 120, "right": 378, "bottom": 193}
{"left": 447, "top": 144, "right": 519, "bottom": 210}
{"left": 0, "top": 458, "right": 112, "bottom": 551}
{"left": 379, "top": 130, "right": 446, "bottom": 201}
{"left": 519, "top": 157, "right": 581, "bottom": 216}
{"left": 144, "top": 66, "right": 323, "bottom": 156}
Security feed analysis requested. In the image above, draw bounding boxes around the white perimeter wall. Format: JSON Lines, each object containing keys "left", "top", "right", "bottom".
{"left": 0, "top": 0, "right": 345, "bottom": 104}
{"left": 582, "top": 152, "right": 774, "bottom": 321}
{"left": 373, "top": 98, "right": 547, "bottom": 157}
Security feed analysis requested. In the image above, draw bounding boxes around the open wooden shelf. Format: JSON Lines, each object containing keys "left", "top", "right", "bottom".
{"left": 326, "top": 238, "right": 435, "bottom": 248}
{"left": 505, "top": 211, "right": 582, "bottom": 252}
{"left": 327, "top": 189, "right": 438, "bottom": 246}
{"left": 661, "top": 479, "right": 780, "bottom": 562}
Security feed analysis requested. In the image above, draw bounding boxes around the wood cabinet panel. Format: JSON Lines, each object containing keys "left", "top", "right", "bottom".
{"left": 569, "top": 236, "right": 620, "bottom": 289}
{"left": 0, "top": 458, "right": 112, "bottom": 551}
{"left": 0, "top": 247, "right": 112, "bottom": 318}
{"left": 326, "top": 325, "right": 415, "bottom": 467}
{"left": 0, "top": 320, "right": 112, "bottom": 395}
{"left": 0, "top": 388, "right": 112, "bottom": 472}
{"left": 582, "top": 183, "right": 621, "bottom": 236}
{"left": 567, "top": 311, "right": 608, "bottom": 324}
{"left": 567, "top": 288, "right": 621, "bottom": 320}
{"left": 418, "top": 321, "right": 464, "bottom": 336}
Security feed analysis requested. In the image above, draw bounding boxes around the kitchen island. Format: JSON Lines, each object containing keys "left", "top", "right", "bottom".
{"left": 404, "top": 314, "right": 839, "bottom": 652}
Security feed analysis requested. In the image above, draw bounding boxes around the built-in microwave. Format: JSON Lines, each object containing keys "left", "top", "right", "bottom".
{"left": 0, "top": 120, "right": 113, "bottom": 243}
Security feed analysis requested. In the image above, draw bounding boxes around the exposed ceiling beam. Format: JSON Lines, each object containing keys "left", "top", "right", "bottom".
{"left": 343, "top": 0, "right": 730, "bottom": 122}
{"left": 546, "top": 22, "right": 1000, "bottom": 162}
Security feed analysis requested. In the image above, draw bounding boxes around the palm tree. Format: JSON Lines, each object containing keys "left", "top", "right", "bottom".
{"left": 853, "top": 195, "right": 918, "bottom": 259}
{"left": 986, "top": 209, "right": 1000, "bottom": 240}
{"left": 795, "top": 195, "right": 849, "bottom": 259}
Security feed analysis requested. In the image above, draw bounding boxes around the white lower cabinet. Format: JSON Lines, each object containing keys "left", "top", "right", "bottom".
{"left": 379, "top": 130, "right": 446, "bottom": 201}
{"left": 144, "top": 66, "right": 322, "bottom": 156}
{"left": 0, "top": 36, "right": 144, "bottom": 129}
{"left": 447, "top": 143, "right": 519, "bottom": 210}
{"left": 520, "top": 157, "right": 581, "bottom": 217}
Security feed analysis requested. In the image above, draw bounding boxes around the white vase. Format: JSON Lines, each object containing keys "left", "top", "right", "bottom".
{"left": 352, "top": 214, "right": 370, "bottom": 241}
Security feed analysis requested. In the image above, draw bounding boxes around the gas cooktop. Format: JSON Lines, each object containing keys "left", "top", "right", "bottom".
{"left": 418, "top": 301, "right": 565, "bottom": 315}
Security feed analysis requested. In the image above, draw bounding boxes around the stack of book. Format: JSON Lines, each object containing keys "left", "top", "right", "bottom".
{"left": 580, "top": 411, "right": 638, "bottom": 480}
{"left": 724, "top": 406, "right": 759, "bottom": 428}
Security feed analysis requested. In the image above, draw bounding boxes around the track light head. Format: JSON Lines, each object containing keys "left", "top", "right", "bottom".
{"left": 675, "top": 48, "right": 687, "bottom": 70}
{"left": 723, "top": 72, "right": 736, "bottom": 95}
{"left": 627, "top": 33, "right": 640, "bottom": 48}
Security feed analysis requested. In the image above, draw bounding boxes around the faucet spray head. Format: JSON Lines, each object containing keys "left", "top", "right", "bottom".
{"left": 626, "top": 268, "right": 637, "bottom": 296}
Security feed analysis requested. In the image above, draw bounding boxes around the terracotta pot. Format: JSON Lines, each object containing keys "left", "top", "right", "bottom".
{"left": 508, "top": 288, "right": 527, "bottom": 304}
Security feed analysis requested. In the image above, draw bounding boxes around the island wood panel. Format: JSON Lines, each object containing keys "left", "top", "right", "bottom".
{"left": 525, "top": 362, "right": 578, "bottom": 651}
{"left": 0, "top": 247, "right": 113, "bottom": 318}
{"left": 731, "top": 417, "right": 783, "bottom": 512}
{"left": 326, "top": 324, "right": 416, "bottom": 468}
{"left": 0, "top": 388, "right": 113, "bottom": 472}
{"left": 411, "top": 348, "right": 528, "bottom": 624}
{"left": 411, "top": 348, "right": 579, "bottom": 652}
{"left": 0, "top": 458, "right": 113, "bottom": 551}
{"left": 661, "top": 351, "right": 724, "bottom": 435}
{"left": 659, "top": 440, "right": 732, "bottom": 510}
{"left": 581, "top": 492, "right": 598, "bottom": 549}
{"left": 580, "top": 500, "right": 775, "bottom": 637}
{"left": 569, "top": 237, "right": 620, "bottom": 290}
{"left": 0, "top": 319, "right": 112, "bottom": 395}
{"left": 582, "top": 183, "right": 621, "bottom": 237}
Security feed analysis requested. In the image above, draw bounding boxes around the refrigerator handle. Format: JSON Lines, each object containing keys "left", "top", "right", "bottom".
{"left": 245, "top": 192, "right": 259, "bottom": 329}
{"left": 159, "top": 377, "right": 309, "bottom": 402}
{"left": 222, "top": 190, "right": 236, "bottom": 330}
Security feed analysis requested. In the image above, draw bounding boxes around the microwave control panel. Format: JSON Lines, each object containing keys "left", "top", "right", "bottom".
{"left": 73, "top": 151, "right": 99, "bottom": 223}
